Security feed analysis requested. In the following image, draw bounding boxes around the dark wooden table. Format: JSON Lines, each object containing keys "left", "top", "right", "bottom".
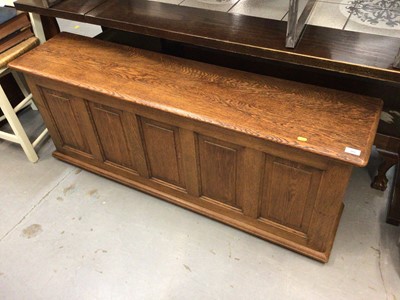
{"left": 15, "top": 0, "right": 400, "bottom": 84}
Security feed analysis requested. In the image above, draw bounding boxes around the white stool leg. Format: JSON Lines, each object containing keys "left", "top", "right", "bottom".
{"left": 0, "top": 85, "right": 38, "bottom": 162}
{"left": 30, "top": 102, "right": 38, "bottom": 110}
{"left": 29, "top": 13, "right": 46, "bottom": 44}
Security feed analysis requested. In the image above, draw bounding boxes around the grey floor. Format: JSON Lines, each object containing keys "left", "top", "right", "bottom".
{"left": 1, "top": 9, "right": 400, "bottom": 300}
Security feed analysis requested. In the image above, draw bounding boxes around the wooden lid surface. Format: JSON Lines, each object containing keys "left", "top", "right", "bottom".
{"left": 9, "top": 33, "right": 382, "bottom": 166}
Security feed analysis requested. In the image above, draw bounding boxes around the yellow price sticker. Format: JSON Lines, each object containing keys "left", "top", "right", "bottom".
{"left": 297, "top": 136, "right": 308, "bottom": 142}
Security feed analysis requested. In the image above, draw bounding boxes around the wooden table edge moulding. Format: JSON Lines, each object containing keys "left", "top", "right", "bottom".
{"left": 9, "top": 33, "right": 383, "bottom": 262}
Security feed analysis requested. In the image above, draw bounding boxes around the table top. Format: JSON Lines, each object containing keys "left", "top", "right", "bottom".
{"left": 10, "top": 33, "right": 382, "bottom": 166}
{"left": 15, "top": 0, "right": 106, "bottom": 21}
{"left": 14, "top": 0, "right": 400, "bottom": 83}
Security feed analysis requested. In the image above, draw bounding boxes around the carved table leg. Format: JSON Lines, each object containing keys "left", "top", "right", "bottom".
{"left": 371, "top": 150, "right": 399, "bottom": 191}
{"left": 387, "top": 160, "right": 400, "bottom": 226}
{"left": 393, "top": 48, "right": 400, "bottom": 69}
{"left": 40, "top": 16, "right": 60, "bottom": 40}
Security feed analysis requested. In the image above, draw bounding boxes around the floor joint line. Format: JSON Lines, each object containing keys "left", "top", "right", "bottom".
{"left": 0, "top": 168, "right": 76, "bottom": 243}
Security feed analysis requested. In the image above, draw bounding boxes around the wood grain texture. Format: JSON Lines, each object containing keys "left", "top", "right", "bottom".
{"left": 95, "top": 28, "right": 400, "bottom": 109}
{"left": 36, "top": 85, "right": 103, "bottom": 161}
{"left": 179, "top": 128, "right": 200, "bottom": 197}
{"left": 260, "top": 156, "right": 322, "bottom": 234}
{"left": 9, "top": 33, "right": 382, "bottom": 167}
{"left": 40, "top": 87, "right": 91, "bottom": 155}
{"left": 14, "top": 0, "right": 400, "bottom": 82}
{"left": 89, "top": 103, "right": 138, "bottom": 172}
{"left": 306, "top": 163, "right": 353, "bottom": 253}
{"left": 198, "top": 135, "right": 243, "bottom": 209}
{"left": 86, "top": 0, "right": 400, "bottom": 81}
{"left": 140, "top": 117, "right": 185, "bottom": 189}
{"left": 237, "top": 148, "right": 264, "bottom": 219}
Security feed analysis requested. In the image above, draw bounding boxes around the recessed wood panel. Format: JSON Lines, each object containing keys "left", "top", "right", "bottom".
{"left": 140, "top": 117, "right": 185, "bottom": 188}
{"left": 40, "top": 87, "right": 91, "bottom": 154}
{"left": 198, "top": 135, "right": 242, "bottom": 209}
{"left": 89, "top": 103, "right": 137, "bottom": 171}
{"left": 260, "top": 156, "right": 322, "bottom": 233}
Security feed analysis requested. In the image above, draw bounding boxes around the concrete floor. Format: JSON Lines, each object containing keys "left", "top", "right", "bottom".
{"left": 0, "top": 105, "right": 400, "bottom": 300}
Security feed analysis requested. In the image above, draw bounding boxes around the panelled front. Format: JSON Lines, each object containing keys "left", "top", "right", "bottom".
{"left": 29, "top": 79, "right": 346, "bottom": 261}
{"left": 140, "top": 117, "right": 186, "bottom": 189}
{"left": 197, "top": 135, "right": 244, "bottom": 211}
{"left": 39, "top": 87, "right": 100, "bottom": 160}
{"left": 259, "top": 155, "right": 323, "bottom": 238}
{"left": 88, "top": 102, "right": 138, "bottom": 173}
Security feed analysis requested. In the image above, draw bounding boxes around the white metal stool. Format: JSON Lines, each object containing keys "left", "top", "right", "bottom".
{"left": 0, "top": 37, "right": 48, "bottom": 162}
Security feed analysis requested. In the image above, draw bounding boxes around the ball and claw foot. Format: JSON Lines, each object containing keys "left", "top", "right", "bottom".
{"left": 371, "top": 153, "right": 398, "bottom": 192}
{"left": 371, "top": 175, "right": 388, "bottom": 191}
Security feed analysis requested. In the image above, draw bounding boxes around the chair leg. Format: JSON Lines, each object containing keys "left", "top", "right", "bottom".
{"left": 0, "top": 85, "right": 38, "bottom": 162}
{"left": 29, "top": 13, "right": 46, "bottom": 44}
{"left": 387, "top": 161, "right": 400, "bottom": 226}
{"left": 371, "top": 149, "right": 399, "bottom": 191}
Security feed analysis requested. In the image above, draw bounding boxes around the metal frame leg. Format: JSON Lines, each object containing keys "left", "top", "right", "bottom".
{"left": 286, "top": 0, "right": 317, "bottom": 48}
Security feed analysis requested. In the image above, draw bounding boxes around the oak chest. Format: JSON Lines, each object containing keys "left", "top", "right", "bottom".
{"left": 10, "top": 33, "right": 382, "bottom": 262}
